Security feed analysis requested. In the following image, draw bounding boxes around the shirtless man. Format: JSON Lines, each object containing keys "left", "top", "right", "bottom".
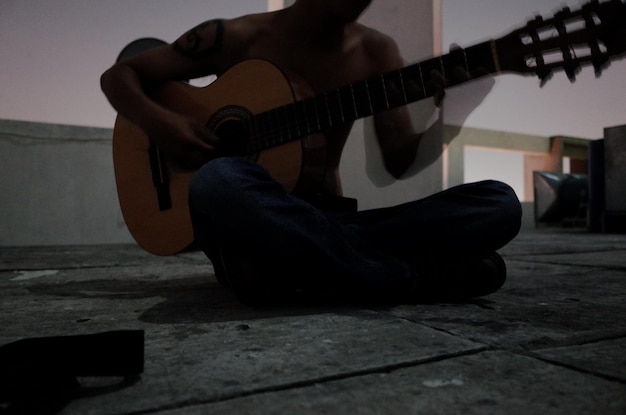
{"left": 101, "top": 0, "right": 522, "bottom": 305}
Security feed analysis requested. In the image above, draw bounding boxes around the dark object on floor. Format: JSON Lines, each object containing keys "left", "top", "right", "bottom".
{"left": 0, "top": 330, "right": 144, "bottom": 415}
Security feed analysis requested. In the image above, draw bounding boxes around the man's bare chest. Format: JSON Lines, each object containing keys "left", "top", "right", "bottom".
{"left": 242, "top": 40, "right": 371, "bottom": 95}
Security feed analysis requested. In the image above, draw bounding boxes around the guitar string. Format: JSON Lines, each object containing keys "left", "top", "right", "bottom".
{"left": 253, "top": 68, "right": 429, "bottom": 151}
{"left": 252, "top": 47, "right": 486, "bottom": 151}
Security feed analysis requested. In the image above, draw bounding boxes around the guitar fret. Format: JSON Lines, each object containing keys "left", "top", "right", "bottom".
{"left": 419, "top": 57, "right": 449, "bottom": 97}
{"left": 464, "top": 42, "right": 498, "bottom": 77}
{"left": 369, "top": 74, "right": 393, "bottom": 113}
{"left": 462, "top": 47, "right": 470, "bottom": 74}
{"left": 337, "top": 88, "right": 345, "bottom": 123}
{"left": 439, "top": 57, "right": 446, "bottom": 80}
{"left": 323, "top": 91, "right": 333, "bottom": 128}
{"left": 273, "top": 111, "right": 283, "bottom": 146}
{"left": 274, "top": 108, "right": 289, "bottom": 147}
{"left": 297, "top": 105, "right": 304, "bottom": 139}
{"left": 303, "top": 101, "right": 312, "bottom": 135}
{"left": 380, "top": 74, "right": 390, "bottom": 110}
{"left": 350, "top": 85, "right": 358, "bottom": 118}
{"left": 364, "top": 80, "right": 374, "bottom": 114}
{"left": 398, "top": 69, "right": 408, "bottom": 104}
{"left": 302, "top": 99, "right": 311, "bottom": 135}
{"left": 352, "top": 81, "right": 370, "bottom": 118}
{"left": 325, "top": 89, "right": 344, "bottom": 127}
{"left": 262, "top": 109, "right": 275, "bottom": 148}
{"left": 290, "top": 106, "right": 299, "bottom": 139}
{"left": 312, "top": 97, "right": 321, "bottom": 131}
{"left": 292, "top": 101, "right": 302, "bottom": 138}
{"left": 270, "top": 109, "right": 279, "bottom": 146}
{"left": 281, "top": 106, "right": 292, "bottom": 143}
{"left": 490, "top": 39, "right": 502, "bottom": 72}
{"left": 397, "top": 64, "right": 426, "bottom": 102}
{"left": 418, "top": 64, "right": 426, "bottom": 97}
{"left": 303, "top": 98, "right": 316, "bottom": 135}
{"left": 263, "top": 110, "right": 273, "bottom": 147}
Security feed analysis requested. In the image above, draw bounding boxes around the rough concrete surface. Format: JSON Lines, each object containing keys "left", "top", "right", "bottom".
{"left": 1, "top": 228, "right": 625, "bottom": 414}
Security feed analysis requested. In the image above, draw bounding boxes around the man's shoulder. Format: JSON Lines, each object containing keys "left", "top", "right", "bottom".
{"left": 353, "top": 23, "right": 403, "bottom": 70}
{"left": 357, "top": 23, "right": 398, "bottom": 51}
{"left": 224, "top": 11, "right": 274, "bottom": 39}
{"left": 209, "top": 12, "right": 275, "bottom": 64}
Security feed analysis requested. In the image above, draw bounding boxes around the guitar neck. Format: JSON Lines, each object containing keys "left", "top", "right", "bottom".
{"left": 249, "top": 40, "right": 498, "bottom": 153}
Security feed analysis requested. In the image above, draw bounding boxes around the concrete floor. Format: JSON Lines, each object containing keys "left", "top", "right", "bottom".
{"left": 1, "top": 228, "right": 626, "bottom": 414}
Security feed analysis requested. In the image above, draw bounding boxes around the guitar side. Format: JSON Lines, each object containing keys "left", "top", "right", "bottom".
{"left": 112, "top": 60, "right": 303, "bottom": 255}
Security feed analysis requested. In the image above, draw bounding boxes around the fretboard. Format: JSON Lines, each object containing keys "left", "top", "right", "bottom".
{"left": 247, "top": 40, "right": 498, "bottom": 153}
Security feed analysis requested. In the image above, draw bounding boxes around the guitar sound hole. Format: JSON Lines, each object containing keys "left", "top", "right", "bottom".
{"left": 208, "top": 105, "right": 255, "bottom": 158}
{"left": 215, "top": 119, "right": 250, "bottom": 156}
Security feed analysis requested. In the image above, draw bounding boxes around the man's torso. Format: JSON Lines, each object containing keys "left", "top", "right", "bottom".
{"left": 208, "top": 12, "right": 394, "bottom": 194}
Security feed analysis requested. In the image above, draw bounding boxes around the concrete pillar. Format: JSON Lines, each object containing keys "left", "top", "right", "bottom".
{"left": 603, "top": 124, "right": 626, "bottom": 232}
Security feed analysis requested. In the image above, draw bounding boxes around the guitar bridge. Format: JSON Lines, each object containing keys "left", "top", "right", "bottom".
{"left": 148, "top": 144, "right": 172, "bottom": 211}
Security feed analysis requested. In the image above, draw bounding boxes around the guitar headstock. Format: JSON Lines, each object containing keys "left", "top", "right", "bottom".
{"left": 495, "top": 0, "right": 626, "bottom": 85}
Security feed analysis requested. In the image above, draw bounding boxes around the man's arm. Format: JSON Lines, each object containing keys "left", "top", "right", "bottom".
{"left": 369, "top": 38, "right": 489, "bottom": 180}
{"left": 100, "top": 19, "right": 228, "bottom": 166}
{"left": 364, "top": 31, "right": 426, "bottom": 179}
{"left": 373, "top": 107, "right": 423, "bottom": 179}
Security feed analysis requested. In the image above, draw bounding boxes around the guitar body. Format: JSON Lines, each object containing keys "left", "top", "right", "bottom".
{"left": 113, "top": 60, "right": 310, "bottom": 255}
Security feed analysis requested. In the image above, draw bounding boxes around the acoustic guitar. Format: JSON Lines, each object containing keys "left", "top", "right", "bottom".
{"left": 113, "top": 0, "right": 626, "bottom": 255}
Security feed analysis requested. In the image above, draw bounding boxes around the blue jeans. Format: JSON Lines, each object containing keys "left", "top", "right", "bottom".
{"left": 188, "top": 157, "right": 522, "bottom": 298}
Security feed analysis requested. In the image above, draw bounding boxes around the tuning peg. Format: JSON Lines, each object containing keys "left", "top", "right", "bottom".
{"left": 565, "top": 68, "right": 579, "bottom": 83}
{"left": 528, "top": 14, "right": 543, "bottom": 27}
{"left": 538, "top": 68, "right": 553, "bottom": 87}
{"left": 556, "top": 6, "right": 572, "bottom": 18}
{"left": 583, "top": 0, "right": 600, "bottom": 10}
{"left": 593, "top": 56, "right": 610, "bottom": 77}
{"left": 563, "top": 60, "right": 581, "bottom": 82}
